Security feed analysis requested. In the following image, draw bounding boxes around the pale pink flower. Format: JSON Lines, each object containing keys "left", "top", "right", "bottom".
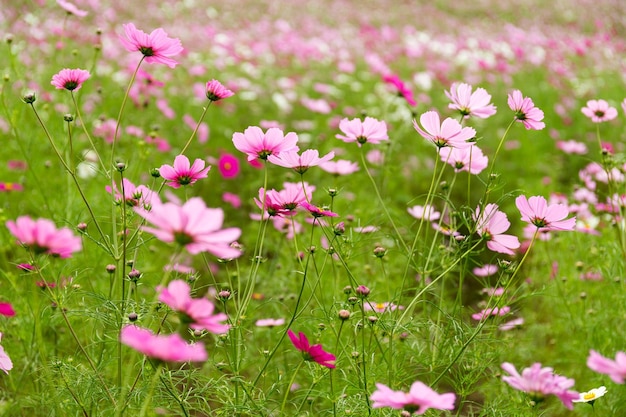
{"left": 587, "top": 350, "right": 626, "bottom": 383}
{"left": 6, "top": 216, "right": 82, "bottom": 258}
{"left": 439, "top": 145, "right": 489, "bottom": 174}
{"left": 515, "top": 195, "right": 576, "bottom": 231}
{"left": 255, "top": 318, "right": 285, "bottom": 327}
{"left": 507, "top": 90, "right": 545, "bottom": 130}
{"left": 407, "top": 205, "right": 440, "bottom": 221}
{"left": 445, "top": 82, "right": 496, "bottom": 119}
{"left": 56, "top": 0, "right": 87, "bottom": 16}
{"left": 135, "top": 197, "right": 242, "bottom": 258}
{"left": 581, "top": 99, "right": 618, "bottom": 123}
{"left": 336, "top": 117, "right": 389, "bottom": 147}
{"left": 319, "top": 159, "right": 359, "bottom": 175}
{"left": 205, "top": 79, "right": 234, "bottom": 102}
{"left": 51, "top": 68, "right": 90, "bottom": 91}
{"left": 119, "top": 23, "right": 183, "bottom": 68}
{"left": 0, "top": 333, "right": 12, "bottom": 374}
{"left": 222, "top": 192, "right": 241, "bottom": 209}
{"left": 471, "top": 306, "right": 510, "bottom": 321}
{"left": 301, "top": 97, "right": 332, "bottom": 114}
{"left": 413, "top": 111, "right": 476, "bottom": 149}
{"left": 159, "top": 155, "right": 210, "bottom": 189}
{"left": 106, "top": 179, "right": 157, "bottom": 209}
{"left": 473, "top": 264, "right": 498, "bottom": 277}
{"left": 364, "top": 302, "right": 404, "bottom": 314}
{"left": 232, "top": 126, "right": 299, "bottom": 162}
{"left": 382, "top": 74, "right": 417, "bottom": 106}
{"left": 157, "top": 280, "right": 229, "bottom": 333}
{"left": 371, "top": 381, "right": 456, "bottom": 414}
{"left": 288, "top": 330, "right": 336, "bottom": 368}
{"left": 481, "top": 287, "right": 505, "bottom": 297}
{"left": 556, "top": 140, "right": 588, "bottom": 155}
{"left": 501, "top": 362, "right": 579, "bottom": 409}
{"left": 120, "top": 325, "right": 207, "bottom": 362}
{"left": 499, "top": 317, "right": 524, "bottom": 331}
{"left": 267, "top": 149, "right": 335, "bottom": 174}
{"left": 474, "top": 203, "right": 520, "bottom": 255}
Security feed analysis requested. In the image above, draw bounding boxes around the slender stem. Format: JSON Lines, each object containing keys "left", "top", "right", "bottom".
{"left": 71, "top": 91, "right": 109, "bottom": 178}
{"left": 280, "top": 360, "right": 304, "bottom": 415}
{"left": 138, "top": 363, "right": 163, "bottom": 417}
{"left": 179, "top": 102, "right": 212, "bottom": 156}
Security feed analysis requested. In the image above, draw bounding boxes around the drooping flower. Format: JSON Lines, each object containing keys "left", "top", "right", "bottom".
{"left": 515, "top": 195, "right": 576, "bottom": 231}
{"left": 205, "top": 79, "right": 234, "bottom": 102}
{"left": 120, "top": 325, "right": 207, "bottom": 362}
{"left": 445, "top": 82, "right": 496, "bottom": 119}
{"left": 287, "top": 329, "right": 336, "bottom": 368}
{"left": 507, "top": 90, "right": 545, "bottom": 130}
{"left": 267, "top": 149, "right": 335, "bottom": 174}
{"left": 159, "top": 155, "right": 210, "bottom": 189}
{"left": 587, "top": 350, "right": 626, "bottom": 383}
{"left": 501, "top": 362, "right": 579, "bottom": 409}
{"left": 51, "top": 68, "right": 90, "bottom": 91}
{"left": 217, "top": 153, "right": 240, "bottom": 179}
{"left": 157, "top": 280, "right": 229, "bottom": 333}
{"left": 474, "top": 203, "right": 521, "bottom": 255}
{"left": 382, "top": 74, "right": 417, "bottom": 106}
{"left": 439, "top": 145, "right": 489, "bottom": 175}
{"left": 581, "top": 99, "right": 618, "bottom": 123}
{"left": 301, "top": 201, "right": 338, "bottom": 218}
{"left": 0, "top": 333, "right": 13, "bottom": 374}
{"left": 135, "top": 197, "right": 242, "bottom": 259}
{"left": 6, "top": 216, "right": 82, "bottom": 258}
{"left": 335, "top": 117, "right": 389, "bottom": 147}
{"left": 413, "top": 111, "right": 476, "bottom": 149}
{"left": 473, "top": 264, "right": 498, "bottom": 277}
{"left": 573, "top": 386, "right": 607, "bottom": 404}
{"left": 119, "top": 23, "right": 184, "bottom": 68}
{"left": 371, "top": 381, "right": 456, "bottom": 415}
{"left": 232, "top": 126, "right": 299, "bottom": 162}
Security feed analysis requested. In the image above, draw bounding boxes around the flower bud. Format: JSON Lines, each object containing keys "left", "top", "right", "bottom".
{"left": 338, "top": 309, "right": 351, "bottom": 321}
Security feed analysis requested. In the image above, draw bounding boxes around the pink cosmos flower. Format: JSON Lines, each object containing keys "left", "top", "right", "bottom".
{"left": 556, "top": 140, "right": 588, "bottom": 155}
{"left": 0, "top": 183, "right": 23, "bottom": 192}
{"left": 581, "top": 99, "right": 618, "bottom": 123}
{"left": 501, "top": 362, "right": 579, "bottom": 409}
{"left": 135, "top": 197, "right": 242, "bottom": 259}
{"left": 301, "top": 201, "right": 338, "bottom": 218}
{"left": 382, "top": 74, "right": 417, "bottom": 106}
{"left": 0, "top": 303, "right": 15, "bottom": 317}
{"left": 319, "top": 159, "right": 359, "bottom": 175}
{"left": 336, "top": 117, "right": 389, "bottom": 147}
{"left": 159, "top": 155, "right": 210, "bottom": 189}
{"left": 267, "top": 149, "right": 335, "bottom": 174}
{"left": 439, "top": 146, "right": 489, "bottom": 175}
{"left": 473, "top": 264, "right": 498, "bottom": 277}
{"left": 515, "top": 195, "right": 576, "bottom": 231}
{"left": 218, "top": 153, "right": 240, "bottom": 179}
{"left": 407, "top": 205, "right": 440, "bottom": 221}
{"left": 56, "top": 0, "right": 88, "bottom": 16}
{"left": 445, "top": 82, "right": 496, "bottom": 119}
{"left": 364, "top": 302, "right": 404, "bottom": 314}
{"left": 222, "top": 192, "right": 242, "bottom": 209}
{"left": 119, "top": 23, "right": 183, "bottom": 68}
{"left": 255, "top": 182, "right": 314, "bottom": 217}
{"left": 371, "top": 381, "right": 456, "bottom": 414}
{"left": 106, "top": 179, "right": 156, "bottom": 209}
{"left": 474, "top": 203, "right": 520, "bottom": 255}
{"left": 287, "top": 329, "right": 336, "bottom": 368}
{"left": 507, "top": 90, "right": 545, "bottom": 130}
{"left": 413, "top": 111, "right": 476, "bottom": 149}
{"left": 232, "top": 126, "right": 299, "bottom": 162}
{"left": 120, "top": 325, "right": 207, "bottom": 362}
{"left": 157, "top": 280, "right": 229, "bottom": 333}
{"left": 0, "top": 333, "right": 12, "bottom": 374}
{"left": 205, "top": 79, "right": 234, "bottom": 102}
{"left": 6, "top": 216, "right": 82, "bottom": 258}
{"left": 255, "top": 318, "right": 285, "bottom": 327}
{"left": 587, "top": 350, "right": 626, "bottom": 383}
{"left": 471, "top": 306, "right": 511, "bottom": 321}
{"left": 51, "top": 68, "right": 90, "bottom": 91}
{"left": 499, "top": 317, "right": 524, "bottom": 331}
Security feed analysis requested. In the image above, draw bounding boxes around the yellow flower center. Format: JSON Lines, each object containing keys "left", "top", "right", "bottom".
{"left": 583, "top": 392, "right": 596, "bottom": 400}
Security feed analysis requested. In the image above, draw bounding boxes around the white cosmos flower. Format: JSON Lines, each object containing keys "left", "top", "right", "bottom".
{"left": 573, "top": 386, "right": 607, "bottom": 403}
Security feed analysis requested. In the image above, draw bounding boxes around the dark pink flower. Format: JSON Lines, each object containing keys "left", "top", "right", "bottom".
{"left": 232, "top": 126, "right": 299, "bottom": 162}
{"left": 6, "top": 216, "right": 82, "bottom": 258}
{"left": 336, "top": 117, "right": 388, "bottom": 147}
{"left": 0, "top": 183, "right": 23, "bottom": 192}
{"left": 371, "top": 381, "right": 456, "bottom": 414}
{"left": 0, "top": 333, "right": 12, "bottom": 374}
{"left": 119, "top": 23, "right": 183, "bottom": 68}
{"left": 267, "top": 149, "right": 335, "bottom": 174}
{"left": 159, "top": 155, "right": 210, "bottom": 189}
{"left": 587, "top": 350, "right": 626, "bottom": 384}
{"left": 515, "top": 195, "right": 576, "bottom": 231}
{"left": 205, "top": 79, "right": 234, "bottom": 102}
{"left": 383, "top": 74, "right": 417, "bottom": 106}
{"left": 105, "top": 179, "right": 157, "bottom": 209}
{"left": 218, "top": 153, "right": 240, "bottom": 179}
{"left": 287, "top": 329, "right": 336, "bottom": 368}
{"left": 0, "top": 303, "right": 15, "bottom": 317}
{"left": 581, "top": 99, "right": 618, "bottom": 123}
{"left": 507, "top": 90, "right": 545, "bottom": 130}
{"left": 413, "top": 111, "right": 476, "bottom": 149}
{"left": 51, "top": 68, "right": 90, "bottom": 91}
{"left": 120, "top": 325, "right": 207, "bottom": 362}
{"left": 501, "top": 362, "right": 579, "bottom": 409}
{"left": 445, "top": 82, "right": 496, "bottom": 119}
{"left": 301, "top": 201, "right": 338, "bottom": 218}
{"left": 474, "top": 203, "right": 520, "bottom": 255}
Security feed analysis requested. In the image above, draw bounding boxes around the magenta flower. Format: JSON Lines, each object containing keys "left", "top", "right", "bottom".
{"left": 507, "top": 90, "right": 545, "bottom": 130}
{"left": 371, "top": 381, "right": 456, "bottom": 415}
{"left": 287, "top": 329, "right": 336, "bottom": 368}
{"left": 106, "top": 179, "right": 157, "bottom": 209}
{"left": 474, "top": 203, "right": 520, "bottom": 255}
{"left": 319, "top": 159, "right": 359, "bottom": 175}
{"left": 119, "top": 23, "right": 183, "bottom": 68}
{"left": 413, "top": 111, "right": 476, "bottom": 149}
{"left": 56, "top": 0, "right": 87, "bottom": 16}
{"left": 267, "top": 149, "right": 335, "bottom": 174}
{"left": 135, "top": 197, "right": 242, "bottom": 259}
{"left": 218, "top": 153, "right": 240, "bottom": 179}
{"left": 0, "top": 333, "right": 12, "bottom": 374}
{"left": 301, "top": 201, "right": 338, "bottom": 218}
{"left": 205, "top": 79, "right": 234, "bottom": 102}
{"left": 120, "top": 325, "right": 207, "bottom": 362}
{"left": 515, "top": 195, "right": 576, "bottom": 231}
{"left": 581, "top": 99, "right": 618, "bottom": 123}
{"left": 6, "top": 216, "right": 82, "bottom": 258}
{"left": 587, "top": 350, "right": 626, "bottom": 383}
{"left": 232, "top": 126, "right": 299, "bottom": 162}
{"left": 501, "top": 362, "right": 579, "bottom": 409}
{"left": 51, "top": 68, "right": 90, "bottom": 91}
{"left": 255, "top": 182, "right": 314, "bottom": 217}
{"left": 159, "top": 155, "right": 210, "bottom": 189}
{"left": 439, "top": 146, "right": 489, "bottom": 175}
{"left": 382, "top": 74, "right": 417, "bottom": 106}
{"left": 157, "top": 280, "right": 229, "bottom": 333}
{"left": 445, "top": 82, "right": 496, "bottom": 119}
{"left": 471, "top": 306, "right": 511, "bottom": 321}
{"left": 336, "top": 117, "right": 389, "bottom": 147}
{"left": 0, "top": 303, "right": 15, "bottom": 317}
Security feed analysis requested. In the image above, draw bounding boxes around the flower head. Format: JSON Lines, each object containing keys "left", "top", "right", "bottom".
{"left": 587, "top": 350, "right": 626, "bottom": 383}
{"left": 507, "top": 90, "right": 545, "bottom": 130}
{"left": 119, "top": 23, "right": 183, "bottom": 68}
{"left": 0, "top": 333, "right": 13, "bottom": 374}
{"left": 0, "top": 303, "right": 15, "bottom": 317}
{"left": 471, "top": 306, "right": 511, "bottom": 321}
{"left": 439, "top": 145, "right": 489, "bottom": 174}
{"left": 301, "top": 201, "right": 338, "bottom": 218}
{"left": 287, "top": 329, "right": 336, "bottom": 368}
{"left": 6, "top": 216, "right": 82, "bottom": 258}
{"left": 120, "top": 325, "right": 207, "bottom": 362}
{"left": 515, "top": 195, "right": 576, "bottom": 231}
{"left": 573, "top": 386, "right": 607, "bottom": 404}
{"left": 445, "top": 82, "right": 496, "bottom": 119}
{"left": 218, "top": 153, "right": 240, "bottom": 179}
{"left": 382, "top": 74, "right": 417, "bottom": 106}
{"left": 159, "top": 155, "right": 210, "bottom": 189}
{"left": 205, "top": 79, "right": 234, "bottom": 102}
{"left": 51, "top": 68, "right": 90, "bottom": 91}
{"left": 56, "top": 0, "right": 88, "bottom": 16}
{"left": 336, "top": 117, "right": 389, "bottom": 147}
{"left": 413, "top": 111, "right": 476, "bottom": 149}
{"left": 106, "top": 179, "right": 157, "bottom": 209}
{"left": 232, "top": 126, "right": 299, "bottom": 162}
{"left": 319, "top": 159, "right": 359, "bottom": 175}
{"left": 581, "top": 99, "right": 618, "bottom": 123}
{"left": 267, "top": 149, "right": 335, "bottom": 174}
{"left": 407, "top": 204, "right": 440, "bottom": 221}
{"left": 474, "top": 203, "right": 520, "bottom": 255}
{"left": 371, "top": 381, "right": 456, "bottom": 414}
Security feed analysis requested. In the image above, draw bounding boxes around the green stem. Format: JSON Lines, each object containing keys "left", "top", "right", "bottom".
{"left": 138, "top": 363, "right": 163, "bottom": 417}
{"left": 280, "top": 360, "right": 304, "bottom": 415}
{"left": 179, "top": 101, "right": 212, "bottom": 156}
